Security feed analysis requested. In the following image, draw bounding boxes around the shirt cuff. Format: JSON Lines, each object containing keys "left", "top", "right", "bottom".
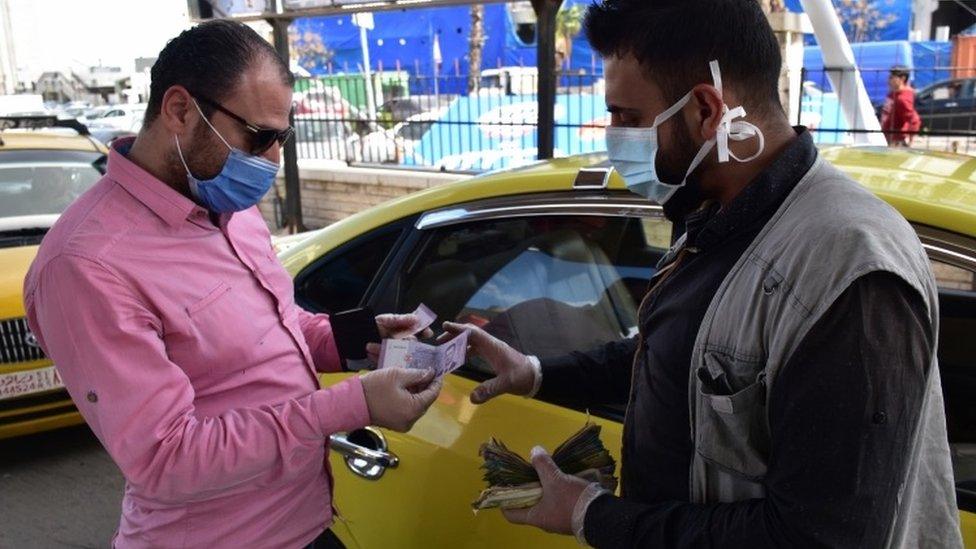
{"left": 573, "top": 483, "right": 611, "bottom": 546}
{"left": 524, "top": 355, "right": 543, "bottom": 398}
{"left": 312, "top": 376, "right": 371, "bottom": 435}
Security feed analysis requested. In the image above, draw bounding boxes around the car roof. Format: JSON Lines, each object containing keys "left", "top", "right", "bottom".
{"left": 279, "top": 147, "right": 976, "bottom": 272}
{"left": 0, "top": 131, "right": 107, "bottom": 153}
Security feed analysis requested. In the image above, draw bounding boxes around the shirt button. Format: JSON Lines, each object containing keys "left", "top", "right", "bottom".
{"left": 86, "top": 390, "right": 98, "bottom": 403}
{"left": 872, "top": 411, "right": 887, "bottom": 425}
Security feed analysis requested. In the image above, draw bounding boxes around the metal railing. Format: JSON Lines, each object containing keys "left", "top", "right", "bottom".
{"left": 292, "top": 65, "right": 976, "bottom": 173}
{"left": 292, "top": 71, "right": 606, "bottom": 172}
{"left": 798, "top": 66, "right": 976, "bottom": 155}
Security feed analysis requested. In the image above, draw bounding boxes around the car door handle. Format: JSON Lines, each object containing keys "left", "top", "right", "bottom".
{"left": 330, "top": 428, "right": 399, "bottom": 480}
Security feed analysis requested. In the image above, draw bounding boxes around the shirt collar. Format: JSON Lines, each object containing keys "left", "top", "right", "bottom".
{"left": 686, "top": 127, "right": 817, "bottom": 250}
{"left": 107, "top": 137, "right": 204, "bottom": 228}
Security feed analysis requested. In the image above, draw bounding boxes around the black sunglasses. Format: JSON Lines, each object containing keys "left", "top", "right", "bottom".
{"left": 193, "top": 94, "right": 294, "bottom": 155}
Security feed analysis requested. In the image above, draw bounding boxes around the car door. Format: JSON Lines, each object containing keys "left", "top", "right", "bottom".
{"left": 298, "top": 190, "right": 671, "bottom": 548}
{"left": 917, "top": 80, "right": 974, "bottom": 133}
{"left": 915, "top": 226, "right": 976, "bottom": 545}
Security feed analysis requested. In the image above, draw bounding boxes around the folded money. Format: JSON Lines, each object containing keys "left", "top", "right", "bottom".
{"left": 472, "top": 423, "right": 618, "bottom": 511}
{"left": 408, "top": 303, "right": 437, "bottom": 335}
{"left": 377, "top": 330, "right": 468, "bottom": 376}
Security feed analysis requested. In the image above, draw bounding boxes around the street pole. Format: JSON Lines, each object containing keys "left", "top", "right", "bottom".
{"left": 531, "top": 0, "right": 562, "bottom": 160}
{"left": 354, "top": 13, "right": 378, "bottom": 122}
{"left": 270, "top": 17, "right": 305, "bottom": 233}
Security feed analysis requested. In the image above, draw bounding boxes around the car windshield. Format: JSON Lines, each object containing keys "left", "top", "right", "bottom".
{"left": 0, "top": 150, "right": 103, "bottom": 218}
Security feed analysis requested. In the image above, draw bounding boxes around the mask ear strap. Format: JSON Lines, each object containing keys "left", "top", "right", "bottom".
{"left": 174, "top": 134, "right": 192, "bottom": 175}
{"left": 709, "top": 60, "right": 723, "bottom": 99}
{"left": 652, "top": 92, "right": 692, "bottom": 128}
{"left": 191, "top": 99, "right": 232, "bottom": 151}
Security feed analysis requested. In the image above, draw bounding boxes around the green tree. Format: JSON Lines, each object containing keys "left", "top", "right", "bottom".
{"left": 555, "top": 4, "right": 585, "bottom": 71}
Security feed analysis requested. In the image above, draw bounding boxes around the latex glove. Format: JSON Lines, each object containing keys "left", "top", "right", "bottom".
{"left": 502, "top": 446, "right": 592, "bottom": 535}
{"left": 360, "top": 368, "right": 442, "bottom": 432}
{"left": 439, "top": 322, "right": 535, "bottom": 404}
{"left": 365, "top": 314, "right": 435, "bottom": 363}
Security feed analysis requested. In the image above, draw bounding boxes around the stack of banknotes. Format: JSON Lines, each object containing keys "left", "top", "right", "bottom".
{"left": 472, "top": 423, "right": 618, "bottom": 510}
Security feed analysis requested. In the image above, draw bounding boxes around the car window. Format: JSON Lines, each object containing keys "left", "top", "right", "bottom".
{"left": 0, "top": 161, "right": 101, "bottom": 217}
{"left": 929, "top": 258, "right": 976, "bottom": 497}
{"left": 295, "top": 225, "right": 403, "bottom": 314}
{"left": 400, "top": 215, "right": 669, "bottom": 367}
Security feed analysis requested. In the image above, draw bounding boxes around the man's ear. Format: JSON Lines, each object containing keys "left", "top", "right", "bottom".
{"left": 158, "top": 85, "right": 195, "bottom": 135}
{"left": 690, "top": 83, "right": 725, "bottom": 141}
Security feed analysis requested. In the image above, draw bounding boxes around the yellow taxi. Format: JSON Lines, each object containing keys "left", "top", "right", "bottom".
{"left": 0, "top": 116, "right": 107, "bottom": 439}
{"left": 276, "top": 146, "right": 976, "bottom": 547}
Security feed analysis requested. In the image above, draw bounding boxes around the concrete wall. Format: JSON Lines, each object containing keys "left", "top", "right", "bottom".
{"left": 258, "top": 160, "right": 469, "bottom": 232}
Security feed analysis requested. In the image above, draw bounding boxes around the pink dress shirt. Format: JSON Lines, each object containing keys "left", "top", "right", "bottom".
{"left": 23, "top": 138, "right": 370, "bottom": 548}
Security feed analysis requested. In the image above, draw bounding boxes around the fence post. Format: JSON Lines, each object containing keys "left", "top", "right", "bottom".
{"left": 270, "top": 17, "right": 305, "bottom": 234}
{"left": 796, "top": 66, "right": 805, "bottom": 126}
{"left": 532, "top": 0, "right": 562, "bottom": 160}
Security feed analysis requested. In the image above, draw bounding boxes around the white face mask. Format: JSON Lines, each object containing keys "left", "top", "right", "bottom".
{"left": 605, "top": 60, "right": 766, "bottom": 204}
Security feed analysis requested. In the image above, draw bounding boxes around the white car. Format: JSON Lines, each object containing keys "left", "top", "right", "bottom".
{"left": 87, "top": 104, "right": 147, "bottom": 134}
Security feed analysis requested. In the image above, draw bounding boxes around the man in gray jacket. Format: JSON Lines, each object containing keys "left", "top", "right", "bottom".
{"left": 441, "top": 0, "right": 961, "bottom": 547}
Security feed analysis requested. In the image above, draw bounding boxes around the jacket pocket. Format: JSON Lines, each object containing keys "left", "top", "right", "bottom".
{"left": 695, "top": 351, "right": 769, "bottom": 481}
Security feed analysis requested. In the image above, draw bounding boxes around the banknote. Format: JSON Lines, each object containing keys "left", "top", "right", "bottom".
{"left": 410, "top": 303, "right": 437, "bottom": 335}
{"left": 378, "top": 330, "right": 469, "bottom": 376}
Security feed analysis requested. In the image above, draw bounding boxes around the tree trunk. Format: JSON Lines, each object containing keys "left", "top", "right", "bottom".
{"left": 468, "top": 4, "right": 485, "bottom": 94}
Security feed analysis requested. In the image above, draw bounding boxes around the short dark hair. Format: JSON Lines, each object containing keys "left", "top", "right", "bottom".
{"left": 890, "top": 66, "right": 910, "bottom": 82}
{"left": 145, "top": 19, "right": 294, "bottom": 125}
{"left": 585, "top": 0, "right": 783, "bottom": 115}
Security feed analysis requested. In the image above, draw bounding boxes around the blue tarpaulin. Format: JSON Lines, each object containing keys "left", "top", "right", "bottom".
{"left": 405, "top": 93, "right": 606, "bottom": 171}
{"left": 802, "top": 40, "right": 953, "bottom": 105}
{"left": 911, "top": 41, "right": 954, "bottom": 90}
{"left": 291, "top": 0, "right": 600, "bottom": 81}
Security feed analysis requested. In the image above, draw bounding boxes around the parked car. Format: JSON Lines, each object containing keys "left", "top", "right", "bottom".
{"left": 916, "top": 77, "right": 976, "bottom": 133}
{"left": 0, "top": 115, "right": 107, "bottom": 438}
{"left": 86, "top": 103, "right": 147, "bottom": 137}
{"left": 293, "top": 84, "right": 380, "bottom": 163}
{"left": 274, "top": 147, "right": 976, "bottom": 547}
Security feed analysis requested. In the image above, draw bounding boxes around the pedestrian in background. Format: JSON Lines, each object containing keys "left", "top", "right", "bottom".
{"left": 881, "top": 65, "right": 922, "bottom": 147}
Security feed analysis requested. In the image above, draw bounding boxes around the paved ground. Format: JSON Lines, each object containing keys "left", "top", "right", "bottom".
{"left": 0, "top": 425, "right": 123, "bottom": 549}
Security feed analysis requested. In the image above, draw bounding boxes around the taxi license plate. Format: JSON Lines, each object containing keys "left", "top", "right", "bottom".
{"left": 0, "top": 365, "right": 64, "bottom": 401}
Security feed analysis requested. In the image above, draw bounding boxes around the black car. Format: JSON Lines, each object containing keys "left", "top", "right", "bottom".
{"left": 916, "top": 77, "right": 976, "bottom": 133}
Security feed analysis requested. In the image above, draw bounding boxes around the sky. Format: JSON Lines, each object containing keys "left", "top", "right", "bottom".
{"left": 7, "top": 0, "right": 192, "bottom": 80}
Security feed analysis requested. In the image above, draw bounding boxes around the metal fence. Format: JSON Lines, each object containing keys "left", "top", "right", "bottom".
{"left": 798, "top": 66, "right": 976, "bottom": 155}
{"left": 292, "top": 65, "right": 976, "bottom": 172}
{"left": 293, "top": 71, "right": 606, "bottom": 172}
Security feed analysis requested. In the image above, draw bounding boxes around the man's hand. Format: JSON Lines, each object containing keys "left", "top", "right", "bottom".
{"left": 440, "top": 322, "right": 536, "bottom": 404}
{"left": 365, "top": 314, "right": 435, "bottom": 363}
{"left": 502, "top": 446, "right": 591, "bottom": 535}
{"left": 359, "top": 368, "right": 442, "bottom": 432}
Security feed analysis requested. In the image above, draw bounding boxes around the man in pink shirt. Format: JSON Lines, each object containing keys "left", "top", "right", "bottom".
{"left": 23, "top": 20, "right": 441, "bottom": 549}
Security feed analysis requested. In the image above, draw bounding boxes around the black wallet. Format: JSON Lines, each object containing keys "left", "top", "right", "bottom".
{"left": 330, "top": 307, "right": 382, "bottom": 362}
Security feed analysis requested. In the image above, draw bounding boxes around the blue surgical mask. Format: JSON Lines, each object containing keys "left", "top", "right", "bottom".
{"left": 605, "top": 60, "right": 765, "bottom": 204}
{"left": 174, "top": 100, "right": 279, "bottom": 214}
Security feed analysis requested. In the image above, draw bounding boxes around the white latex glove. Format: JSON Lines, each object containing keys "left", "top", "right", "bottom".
{"left": 359, "top": 368, "right": 442, "bottom": 432}
{"left": 439, "top": 322, "right": 536, "bottom": 404}
{"left": 365, "top": 313, "right": 435, "bottom": 363}
{"left": 502, "top": 446, "right": 591, "bottom": 536}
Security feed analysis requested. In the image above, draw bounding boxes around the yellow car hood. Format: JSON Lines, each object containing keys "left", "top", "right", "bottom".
{"left": 0, "top": 245, "right": 37, "bottom": 320}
